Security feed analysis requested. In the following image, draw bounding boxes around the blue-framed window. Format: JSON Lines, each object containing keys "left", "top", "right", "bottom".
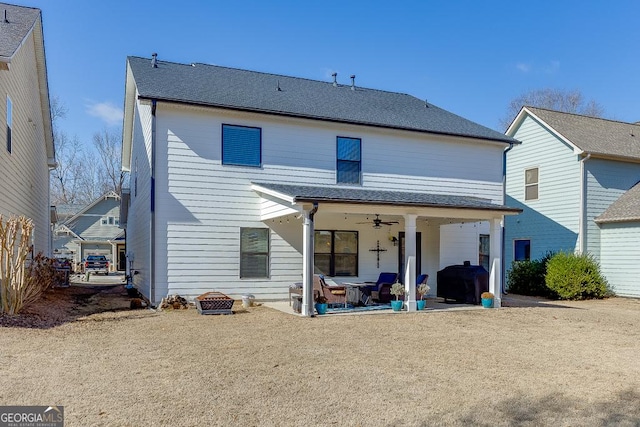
{"left": 222, "top": 124, "right": 261, "bottom": 167}
{"left": 514, "top": 239, "right": 531, "bottom": 261}
{"left": 6, "top": 96, "right": 12, "bottom": 154}
{"left": 337, "top": 136, "right": 361, "bottom": 184}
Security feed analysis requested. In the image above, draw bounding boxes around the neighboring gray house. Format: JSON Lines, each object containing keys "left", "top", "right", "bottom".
{"left": 53, "top": 192, "right": 125, "bottom": 272}
{"left": 505, "top": 106, "right": 640, "bottom": 297}
{"left": 122, "top": 55, "right": 520, "bottom": 315}
{"left": 0, "top": 2, "right": 55, "bottom": 255}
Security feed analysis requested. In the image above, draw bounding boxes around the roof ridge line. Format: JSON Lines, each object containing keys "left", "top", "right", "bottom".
{"left": 526, "top": 105, "right": 640, "bottom": 127}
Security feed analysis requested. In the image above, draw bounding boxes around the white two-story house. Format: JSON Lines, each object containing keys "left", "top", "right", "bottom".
{"left": 0, "top": 3, "right": 55, "bottom": 255}
{"left": 121, "top": 55, "right": 520, "bottom": 315}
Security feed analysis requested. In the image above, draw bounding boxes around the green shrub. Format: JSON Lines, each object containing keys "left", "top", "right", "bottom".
{"left": 507, "top": 252, "right": 554, "bottom": 297}
{"left": 545, "top": 252, "right": 611, "bottom": 300}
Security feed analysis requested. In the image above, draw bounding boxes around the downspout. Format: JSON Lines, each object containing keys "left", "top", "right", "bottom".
{"left": 501, "top": 143, "right": 514, "bottom": 293}
{"left": 150, "top": 99, "right": 157, "bottom": 305}
{"left": 578, "top": 153, "right": 591, "bottom": 254}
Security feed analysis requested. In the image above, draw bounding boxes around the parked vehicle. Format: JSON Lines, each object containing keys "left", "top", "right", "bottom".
{"left": 85, "top": 255, "right": 109, "bottom": 275}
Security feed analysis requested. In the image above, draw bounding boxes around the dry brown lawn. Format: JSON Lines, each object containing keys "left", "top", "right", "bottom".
{"left": 1, "top": 284, "right": 640, "bottom": 426}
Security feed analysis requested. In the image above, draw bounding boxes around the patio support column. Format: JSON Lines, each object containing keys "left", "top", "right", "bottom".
{"left": 301, "top": 203, "right": 318, "bottom": 317}
{"left": 404, "top": 214, "right": 417, "bottom": 311}
{"left": 489, "top": 217, "right": 502, "bottom": 308}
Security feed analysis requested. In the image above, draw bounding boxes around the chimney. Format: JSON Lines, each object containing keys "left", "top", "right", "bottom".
{"left": 331, "top": 72, "right": 337, "bottom": 87}
{"left": 350, "top": 75, "right": 356, "bottom": 91}
{"left": 151, "top": 53, "right": 158, "bottom": 68}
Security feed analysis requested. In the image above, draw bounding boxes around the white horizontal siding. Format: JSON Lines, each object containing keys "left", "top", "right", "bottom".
{"left": 0, "top": 30, "right": 51, "bottom": 254}
{"left": 585, "top": 159, "right": 640, "bottom": 260}
{"left": 148, "top": 102, "right": 505, "bottom": 301}
{"left": 599, "top": 222, "right": 640, "bottom": 297}
{"left": 126, "top": 98, "right": 153, "bottom": 299}
{"left": 505, "top": 115, "right": 580, "bottom": 269}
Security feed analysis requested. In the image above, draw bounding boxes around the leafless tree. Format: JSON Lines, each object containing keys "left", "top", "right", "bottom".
{"left": 50, "top": 96, "right": 89, "bottom": 205}
{"left": 500, "top": 88, "right": 605, "bottom": 131}
{"left": 92, "top": 129, "right": 126, "bottom": 195}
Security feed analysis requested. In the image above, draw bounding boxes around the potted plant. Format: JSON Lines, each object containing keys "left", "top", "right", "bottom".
{"left": 481, "top": 291, "right": 494, "bottom": 308}
{"left": 417, "top": 283, "right": 430, "bottom": 310}
{"left": 390, "top": 282, "right": 404, "bottom": 311}
{"left": 315, "top": 294, "right": 328, "bottom": 315}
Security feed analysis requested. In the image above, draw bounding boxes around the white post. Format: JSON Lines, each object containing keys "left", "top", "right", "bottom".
{"left": 489, "top": 217, "right": 502, "bottom": 307}
{"left": 301, "top": 204, "right": 318, "bottom": 317}
{"left": 404, "top": 256, "right": 416, "bottom": 311}
{"left": 404, "top": 214, "right": 418, "bottom": 311}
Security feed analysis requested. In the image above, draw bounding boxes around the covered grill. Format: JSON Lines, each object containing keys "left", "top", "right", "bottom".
{"left": 436, "top": 263, "right": 489, "bottom": 304}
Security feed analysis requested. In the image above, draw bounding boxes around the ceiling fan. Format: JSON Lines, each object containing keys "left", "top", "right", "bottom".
{"left": 357, "top": 214, "right": 399, "bottom": 229}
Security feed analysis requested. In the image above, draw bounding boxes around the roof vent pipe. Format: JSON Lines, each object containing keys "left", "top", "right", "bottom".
{"left": 350, "top": 75, "right": 355, "bottom": 91}
{"left": 331, "top": 72, "right": 337, "bottom": 87}
{"left": 151, "top": 53, "right": 158, "bottom": 68}
{"left": 4, "top": 10, "right": 8, "bottom": 23}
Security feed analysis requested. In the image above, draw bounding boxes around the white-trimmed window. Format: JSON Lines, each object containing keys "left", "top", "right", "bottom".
{"left": 6, "top": 96, "right": 12, "bottom": 153}
{"left": 514, "top": 239, "right": 531, "bottom": 261}
{"left": 101, "top": 216, "right": 119, "bottom": 226}
{"left": 525, "top": 167, "right": 538, "bottom": 201}
{"left": 240, "top": 228, "right": 270, "bottom": 278}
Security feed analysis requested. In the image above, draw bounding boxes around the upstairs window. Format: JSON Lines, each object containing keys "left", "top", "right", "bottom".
{"left": 337, "top": 137, "right": 361, "bottom": 184}
{"left": 525, "top": 167, "right": 539, "bottom": 201}
{"left": 6, "top": 96, "right": 12, "bottom": 153}
{"left": 222, "top": 124, "right": 261, "bottom": 167}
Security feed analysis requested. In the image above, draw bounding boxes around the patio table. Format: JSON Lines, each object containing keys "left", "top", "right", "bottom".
{"left": 342, "top": 283, "right": 371, "bottom": 306}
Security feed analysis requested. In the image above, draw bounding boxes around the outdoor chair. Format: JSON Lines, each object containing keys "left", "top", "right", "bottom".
{"left": 380, "top": 273, "right": 429, "bottom": 302}
{"left": 362, "top": 272, "right": 398, "bottom": 303}
{"left": 313, "top": 274, "right": 347, "bottom": 306}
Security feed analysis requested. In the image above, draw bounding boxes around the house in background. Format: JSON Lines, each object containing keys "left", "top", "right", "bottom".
{"left": 0, "top": 2, "right": 56, "bottom": 255}
{"left": 53, "top": 191, "right": 125, "bottom": 272}
{"left": 505, "top": 106, "right": 640, "bottom": 297}
{"left": 121, "top": 55, "right": 520, "bottom": 314}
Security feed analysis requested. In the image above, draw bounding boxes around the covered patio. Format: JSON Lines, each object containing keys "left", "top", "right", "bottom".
{"left": 252, "top": 183, "right": 521, "bottom": 317}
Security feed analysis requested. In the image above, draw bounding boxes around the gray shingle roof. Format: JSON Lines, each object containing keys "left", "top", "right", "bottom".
{"left": 0, "top": 3, "right": 40, "bottom": 58}
{"left": 595, "top": 182, "right": 640, "bottom": 223}
{"left": 527, "top": 107, "right": 640, "bottom": 161}
{"left": 127, "top": 56, "right": 516, "bottom": 145}
{"left": 252, "top": 182, "right": 521, "bottom": 213}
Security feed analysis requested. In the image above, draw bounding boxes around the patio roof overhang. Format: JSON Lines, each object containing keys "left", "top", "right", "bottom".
{"left": 251, "top": 182, "right": 522, "bottom": 221}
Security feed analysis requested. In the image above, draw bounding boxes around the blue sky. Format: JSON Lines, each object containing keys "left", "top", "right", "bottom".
{"left": 11, "top": 0, "right": 640, "bottom": 146}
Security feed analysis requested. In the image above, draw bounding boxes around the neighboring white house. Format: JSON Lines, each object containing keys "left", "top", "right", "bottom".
{"left": 121, "top": 55, "right": 520, "bottom": 314}
{"left": 505, "top": 106, "right": 640, "bottom": 297}
{"left": 0, "top": 3, "right": 55, "bottom": 255}
{"left": 53, "top": 192, "right": 125, "bottom": 272}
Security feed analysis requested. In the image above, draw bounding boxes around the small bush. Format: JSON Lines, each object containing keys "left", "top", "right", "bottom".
{"left": 507, "top": 252, "right": 554, "bottom": 297}
{"left": 545, "top": 252, "right": 611, "bottom": 300}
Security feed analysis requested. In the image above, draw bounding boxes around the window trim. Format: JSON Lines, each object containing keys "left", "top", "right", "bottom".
{"left": 314, "top": 230, "right": 359, "bottom": 277}
{"left": 222, "top": 123, "right": 262, "bottom": 168}
{"left": 6, "top": 95, "right": 12, "bottom": 154}
{"left": 524, "top": 167, "right": 539, "bottom": 201}
{"left": 240, "top": 227, "right": 270, "bottom": 279}
{"left": 514, "top": 239, "right": 531, "bottom": 261}
{"left": 336, "top": 136, "right": 362, "bottom": 185}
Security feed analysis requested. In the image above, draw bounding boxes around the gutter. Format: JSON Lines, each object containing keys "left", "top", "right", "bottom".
{"left": 150, "top": 99, "right": 157, "bottom": 305}
{"left": 136, "top": 96, "right": 517, "bottom": 146}
{"left": 579, "top": 153, "right": 591, "bottom": 253}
